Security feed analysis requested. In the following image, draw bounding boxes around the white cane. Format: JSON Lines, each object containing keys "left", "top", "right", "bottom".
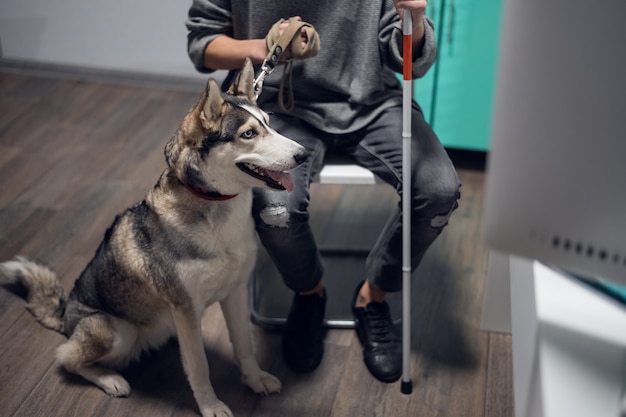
{"left": 401, "top": 8, "right": 413, "bottom": 395}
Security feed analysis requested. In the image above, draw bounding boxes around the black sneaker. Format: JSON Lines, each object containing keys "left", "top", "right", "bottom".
{"left": 282, "top": 290, "right": 326, "bottom": 373}
{"left": 352, "top": 282, "right": 402, "bottom": 383}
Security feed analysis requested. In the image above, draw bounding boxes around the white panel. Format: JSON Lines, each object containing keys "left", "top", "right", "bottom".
{"left": 482, "top": 0, "right": 626, "bottom": 284}
{"left": 0, "top": 0, "right": 206, "bottom": 80}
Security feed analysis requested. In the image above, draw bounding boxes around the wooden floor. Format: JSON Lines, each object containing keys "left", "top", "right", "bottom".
{"left": 0, "top": 71, "right": 512, "bottom": 417}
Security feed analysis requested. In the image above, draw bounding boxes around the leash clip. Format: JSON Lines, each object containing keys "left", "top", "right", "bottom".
{"left": 253, "top": 45, "right": 284, "bottom": 99}
{"left": 253, "top": 64, "right": 271, "bottom": 99}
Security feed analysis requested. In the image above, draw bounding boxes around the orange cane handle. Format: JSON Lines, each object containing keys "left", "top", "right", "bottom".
{"left": 403, "top": 34, "right": 412, "bottom": 80}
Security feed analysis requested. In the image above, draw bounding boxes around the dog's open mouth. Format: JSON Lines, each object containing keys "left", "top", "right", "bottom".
{"left": 237, "top": 163, "right": 295, "bottom": 192}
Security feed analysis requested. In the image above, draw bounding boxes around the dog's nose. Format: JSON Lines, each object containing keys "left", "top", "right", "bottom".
{"left": 294, "top": 149, "right": 310, "bottom": 165}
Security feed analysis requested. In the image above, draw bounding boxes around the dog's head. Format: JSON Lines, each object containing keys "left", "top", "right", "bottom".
{"left": 165, "top": 58, "right": 308, "bottom": 196}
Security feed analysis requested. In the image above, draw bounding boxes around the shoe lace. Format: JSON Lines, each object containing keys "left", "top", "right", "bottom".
{"left": 367, "top": 308, "right": 394, "bottom": 343}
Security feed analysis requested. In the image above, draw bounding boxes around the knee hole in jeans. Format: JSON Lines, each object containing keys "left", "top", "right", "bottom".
{"left": 259, "top": 203, "right": 290, "bottom": 228}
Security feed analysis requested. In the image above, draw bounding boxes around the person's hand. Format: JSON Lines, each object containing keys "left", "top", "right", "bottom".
{"left": 266, "top": 16, "right": 308, "bottom": 56}
{"left": 393, "top": 0, "right": 427, "bottom": 26}
{"left": 265, "top": 17, "right": 320, "bottom": 63}
{"left": 277, "top": 16, "right": 308, "bottom": 50}
{"left": 393, "top": 0, "right": 428, "bottom": 54}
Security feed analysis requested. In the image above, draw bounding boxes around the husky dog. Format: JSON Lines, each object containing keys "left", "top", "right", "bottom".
{"left": 0, "top": 58, "right": 308, "bottom": 417}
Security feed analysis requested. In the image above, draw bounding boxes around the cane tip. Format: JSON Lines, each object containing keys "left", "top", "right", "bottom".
{"left": 401, "top": 379, "right": 413, "bottom": 394}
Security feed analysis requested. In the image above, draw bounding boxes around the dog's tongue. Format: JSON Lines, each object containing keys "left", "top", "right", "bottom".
{"left": 268, "top": 170, "right": 295, "bottom": 192}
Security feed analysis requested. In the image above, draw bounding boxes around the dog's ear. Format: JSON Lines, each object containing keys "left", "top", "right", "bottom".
{"left": 165, "top": 78, "right": 224, "bottom": 168}
{"left": 227, "top": 57, "right": 256, "bottom": 104}
{"left": 199, "top": 79, "right": 225, "bottom": 131}
{"left": 164, "top": 133, "right": 180, "bottom": 168}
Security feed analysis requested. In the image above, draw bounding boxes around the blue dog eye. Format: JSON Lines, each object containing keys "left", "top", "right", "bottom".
{"left": 242, "top": 129, "right": 256, "bottom": 139}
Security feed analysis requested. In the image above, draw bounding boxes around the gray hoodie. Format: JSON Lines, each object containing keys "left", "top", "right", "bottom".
{"left": 186, "top": 0, "right": 437, "bottom": 134}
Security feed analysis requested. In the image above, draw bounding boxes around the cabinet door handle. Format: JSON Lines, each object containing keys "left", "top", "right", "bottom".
{"left": 447, "top": 0, "right": 455, "bottom": 55}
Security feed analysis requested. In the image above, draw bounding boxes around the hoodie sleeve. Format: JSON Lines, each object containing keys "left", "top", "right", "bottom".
{"left": 379, "top": 5, "right": 437, "bottom": 79}
{"left": 186, "top": 0, "right": 233, "bottom": 73}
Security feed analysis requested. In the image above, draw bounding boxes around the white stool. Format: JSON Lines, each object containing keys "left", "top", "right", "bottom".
{"left": 312, "top": 157, "right": 382, "bottom": 185}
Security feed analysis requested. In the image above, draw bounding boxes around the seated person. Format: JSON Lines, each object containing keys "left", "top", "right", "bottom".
{"left": 186, "top": 0, "right": 461, "bottom": 382}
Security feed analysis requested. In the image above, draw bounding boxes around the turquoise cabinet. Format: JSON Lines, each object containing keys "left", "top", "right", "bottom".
{"left": 412, "top": 0, "right": 503, "bottom": 151}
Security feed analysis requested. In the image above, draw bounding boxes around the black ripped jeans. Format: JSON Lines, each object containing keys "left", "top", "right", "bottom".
{"left": 252, "top": 104, "right": 461, "bottom": 293}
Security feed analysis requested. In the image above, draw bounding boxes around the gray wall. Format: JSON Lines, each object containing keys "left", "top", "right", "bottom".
{"left": 0, "top": 0, "right": 208, "bottom": 82}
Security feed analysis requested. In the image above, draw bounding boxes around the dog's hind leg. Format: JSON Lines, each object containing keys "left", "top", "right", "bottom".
{"left": 56, "top": 314, "right": 131, "bottom": 397}
{"left": 220, "top": 281, "right": 281, "bottom": 395}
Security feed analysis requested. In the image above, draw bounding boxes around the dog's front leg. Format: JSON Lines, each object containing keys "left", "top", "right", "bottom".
{"left": 220, "top": 282, "right": 281, "bottom": 395}
{"left": 171, "top": 306, "right": 233, "bottom": 417}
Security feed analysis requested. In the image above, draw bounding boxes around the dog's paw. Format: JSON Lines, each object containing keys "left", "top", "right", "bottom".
{"left": 243, "top": 370, "right": 282, "bottom": 395}
{"left": 201, "top": 400, "right": 233, "bottom": 417}
{"left": 98, "top": 374, "right": 131, "bottom": 397}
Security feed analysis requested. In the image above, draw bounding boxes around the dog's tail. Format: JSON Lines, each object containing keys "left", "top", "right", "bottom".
{"left": 0, "top": 256, "right": 66, "bottom": 334}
